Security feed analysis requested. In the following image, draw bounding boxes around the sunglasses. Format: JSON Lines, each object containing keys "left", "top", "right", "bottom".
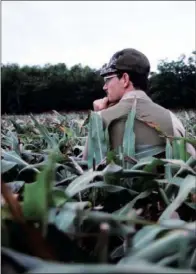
{"left": 103, "top": 74, "right": 118, "bottom": 84}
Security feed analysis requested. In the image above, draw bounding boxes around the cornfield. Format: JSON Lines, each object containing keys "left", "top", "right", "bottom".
{"left": 1, "top": 108, "right": 196, "bottom": 274}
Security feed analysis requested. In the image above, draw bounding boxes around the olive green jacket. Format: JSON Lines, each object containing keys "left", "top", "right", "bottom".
{"left": 100, "top": 90, "right": 195, "bottom": 157}
{"left": 83, "top": 90, "right": 196, "bottom": 159}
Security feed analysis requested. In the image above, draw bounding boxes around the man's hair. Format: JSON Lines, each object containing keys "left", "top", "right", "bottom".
{"left": 117, "top": 70, "right": 149, "bottom": 92}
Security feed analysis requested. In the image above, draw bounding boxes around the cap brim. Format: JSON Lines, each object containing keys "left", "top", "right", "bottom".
{"left": 100, "top": 67, "right": 117, "bottom": 77}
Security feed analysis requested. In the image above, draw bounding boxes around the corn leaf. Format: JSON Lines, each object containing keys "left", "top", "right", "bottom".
{"left": 123, "top": 96, "right": 137, "bottom": 167}
{"left": 87, "top": 111, "right": 108, "bottom": 168}
{"left": 159, "top": 174, "right": 196, "bottom": 221}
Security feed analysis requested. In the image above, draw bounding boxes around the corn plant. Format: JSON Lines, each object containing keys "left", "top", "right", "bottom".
{"left": 1, "top": 109, "right": 196, "bottom": 274}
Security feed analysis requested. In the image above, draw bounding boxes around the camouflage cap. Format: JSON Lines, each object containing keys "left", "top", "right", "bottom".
{"left": 100, "top": 48, "right": 150, "bottom": 77}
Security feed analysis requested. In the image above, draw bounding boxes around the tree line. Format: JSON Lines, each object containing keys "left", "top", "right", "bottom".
{"left": 1, "top": 52, "right": 196, "bottom": 114}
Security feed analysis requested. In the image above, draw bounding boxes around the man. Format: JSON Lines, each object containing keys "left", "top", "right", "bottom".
{"left": 83, "top": 48, "right": 195, "bottom": 160}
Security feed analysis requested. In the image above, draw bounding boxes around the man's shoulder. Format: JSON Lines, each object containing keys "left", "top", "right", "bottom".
{"left": 100, "top": 100, "right": 132, "bottom": 125}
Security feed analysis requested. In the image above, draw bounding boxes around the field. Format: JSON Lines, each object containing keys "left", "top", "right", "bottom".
{"left": 1, "top": 109, "right": 196, "bottom": 274}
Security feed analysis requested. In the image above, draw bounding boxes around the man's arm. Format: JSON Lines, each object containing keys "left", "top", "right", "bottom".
{"left": 82, "top": 97, "right": 117, "bottom": 160}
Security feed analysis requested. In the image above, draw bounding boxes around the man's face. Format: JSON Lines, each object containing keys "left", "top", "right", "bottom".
{"left": 103, "top": 74, "right": 124, "bottom": 103}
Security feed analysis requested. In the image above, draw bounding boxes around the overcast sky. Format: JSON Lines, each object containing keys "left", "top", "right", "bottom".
{"left": 2, "top": 1, "right": 195, "bottom": 71}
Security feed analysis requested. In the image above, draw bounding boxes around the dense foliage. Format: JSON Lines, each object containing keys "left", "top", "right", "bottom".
{"left": 147, "top": 52, "right": 196, "bottom": 109}
{"left": 1, "top": 52, "right": 196, "bottom": 114}
{"left": 1, "top": 110, "right": 196, "bottom": 273}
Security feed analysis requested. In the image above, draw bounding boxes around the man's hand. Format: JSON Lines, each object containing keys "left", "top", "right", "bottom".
{"left": 93, "top": 97, "right": 109, "bottom": 111}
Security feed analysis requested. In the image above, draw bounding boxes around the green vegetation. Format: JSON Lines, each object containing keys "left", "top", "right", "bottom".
{"left": 1, "top": 110, "right": 196, "bottom": 273}
{"left": 2, "top": 52, "right": 196, "bottom": 114}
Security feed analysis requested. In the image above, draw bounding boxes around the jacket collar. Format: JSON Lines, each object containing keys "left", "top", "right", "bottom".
{"left": 120, "top": 89, "right": 152, "bottom": 101}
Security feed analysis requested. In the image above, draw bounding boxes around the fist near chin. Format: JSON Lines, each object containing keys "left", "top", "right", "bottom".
{"left": 93, "top": 97, "right": 109, "bottom": 111}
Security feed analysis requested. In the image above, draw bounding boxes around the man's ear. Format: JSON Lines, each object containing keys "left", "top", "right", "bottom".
{"left": 123, "top": 73, "right": 130, "bottom": 88}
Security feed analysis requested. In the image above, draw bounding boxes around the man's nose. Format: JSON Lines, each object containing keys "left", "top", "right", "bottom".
{"left": 103, "top": 83, "right": 107, "bottom": 90}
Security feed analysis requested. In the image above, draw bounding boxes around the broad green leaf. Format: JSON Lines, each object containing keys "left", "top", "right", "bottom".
{"left": 103, "top": 162, "right": 123, "bottom": 185}
{"left": 186, "top": 156, "right": 196, "bottom": 169}
{"left": 1, "top": 159, "right": 17, "bottom": 174}
{"left": 135, "top": 145, "right": 165, "bottom": 160}
{"left": 122, "top": 170, "right": 158, "bottom": 178}
{"left": 110, "top": 244, "right": 124, "bottom": 259}
{"left": 52, "top": 110, "right": 66, "bottom": 124}
{"left": 63, "top": 201, "right": 91, "bottom": 210}
{"left": 48, "top": 202, "right": 91, "bottom": 233}
{"left": 25, "top": 261, "right": 193, "bottom": 273}
{"left": 65, "top": 169, "right": 102, "bottom": 197}
{"left": 131, "top": 219, "right": 186, "bottom": 252}
{"left": 103, "top": 163, "right": 123, "bottom": 174}
{"left": 114, "top": 191, "right": 151, "bottom": 216}
{"left": 131, "top": 226, "right": 169, "bottom": 251}
{"left": 172, "top": 139, "right": 180, "bottom": 159}
{"left": 83, "top": 210, "right": 152, "bottom": 225}
{"left": 48, "top": 208, "right": 76, "bottom": 233}
{"left": 123, "top": 96, "right": 137, "bottom": 167}
{"left": 173, "top": 156, "right": 196, "bottom": 177}
{"left": 2, "top": 149, "right": 29, "bottom": 168}
{"left": 67, "top": 181, "right": 138, "bottom": 197}
{"left": 10, "top": 118, "right": 25, "bottom": 134}
{"left": 119, "top": 229, "right": 193, "bottom": 263}
{"left": 170, "top": 136, "right": 196, "bottom": 146}
{"left": 165, "top": 138, "right": 173, "bottom": 180}
{"left": 130, "top": 157, "right": 156, "bottom": 170}
{"left": 140, "top": 158, "right": 196, "bottom": 176}
{"left": 87, "top": 111, "right": 108, "bottom": 168}
{"left": 157, "top": 253, "right": 179, "bottom": 266}
{"left": 179, "top": 139, "right": 188, "bottom": 161}
{"left": 6, "top": 130, "right": 20, "bottom": 155}
{"left": 22, "top": 151, "right": 57, "bottom": 234}
{"left": 67, "top": 156, "right": 84, "bottom": 175}
{"left": 159, "top": 175, "right": 196, "bottom": 221}
{"left": 51, "top": 189, "right": 68, "bottom": 207}
{"left": 164, "top": 176, "right": 184, "bottom": 197}
{"left": 30, "top": 114, "right": 58, "bottom": 149}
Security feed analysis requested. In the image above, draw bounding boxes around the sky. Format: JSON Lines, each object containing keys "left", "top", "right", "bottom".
{"left": 2, "top": 1, "right": 195, "bottom": 72}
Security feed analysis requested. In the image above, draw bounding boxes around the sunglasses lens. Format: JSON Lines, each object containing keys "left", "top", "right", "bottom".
{"left": 104, "top": 75, "right": 116, "bottom": 84}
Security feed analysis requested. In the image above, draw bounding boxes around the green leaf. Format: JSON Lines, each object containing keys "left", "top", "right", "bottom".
{"left": 52, "top": 110, "right": 67, "bottom": 124}
{"left": 131, "top": 219, "right": 186, "bottom": 253}
{"left": 22, "top": 151, "right": 57, "bottom": 234}
{"left": 123, "top": 96, "right": 137, "bottom": 167}
{"left": 51, "top": 189, "right": 68, "bottom": 207}
{"left": 119, "top": 228, "right": 193, "bottom": 264}
{"left": 131, "top": 225, "right": 169, "bottom": 251}
{"left": 48, "top": 208, "right": 76, "bottom": 233}
{"left": 10, "top": 118, "right": 25, "bottom": 134}
{"left": 114, "top": 191, "right": 151, "bottom": 216}
{"left": 179, "top": 139, "right": 187, "bottom": 162}
{"left": 30, "top": 114, "right": 58, "bottom": 149}
{"left": 130, "top": 157, "right": 156, "bottom": 170}
{"left": 1, "top": 159, "right": 17, "bottom": 174}
{"left": 172, "top": 139, "right": 180, "bottom": 159}
{"left": 165, "top": 138, "right": 173, "bottom": 180}
{"left": 65, "top": 169, "right": 102, "bottom": 197}
{"left": 122, "top": 170, "right": 158, "bottom": 178}
{"left": 24, "top": 261, "right": 192, "bottom": 273}
{"left": 2, "top": 149, "right": 29, "bottom": 168}
{"left": 48, "top": 201, "right": 91, "bottom": 233}
{"left": 159, "top": 174, "right": 196, "bottom": 221}
{"left": 103, "top": 163, "right": 123, "bottom": 185}
{"left": 6, "top": 130, "right": 21, "bottom": 155}
{"left": 87, "top": 111, "right": 108, "bottom": 168}
{"left": 135, "top": 145, "right": 165, "bottom": 160}
{"left": 66, "top": 181, "right": 138, "bottom": 197}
